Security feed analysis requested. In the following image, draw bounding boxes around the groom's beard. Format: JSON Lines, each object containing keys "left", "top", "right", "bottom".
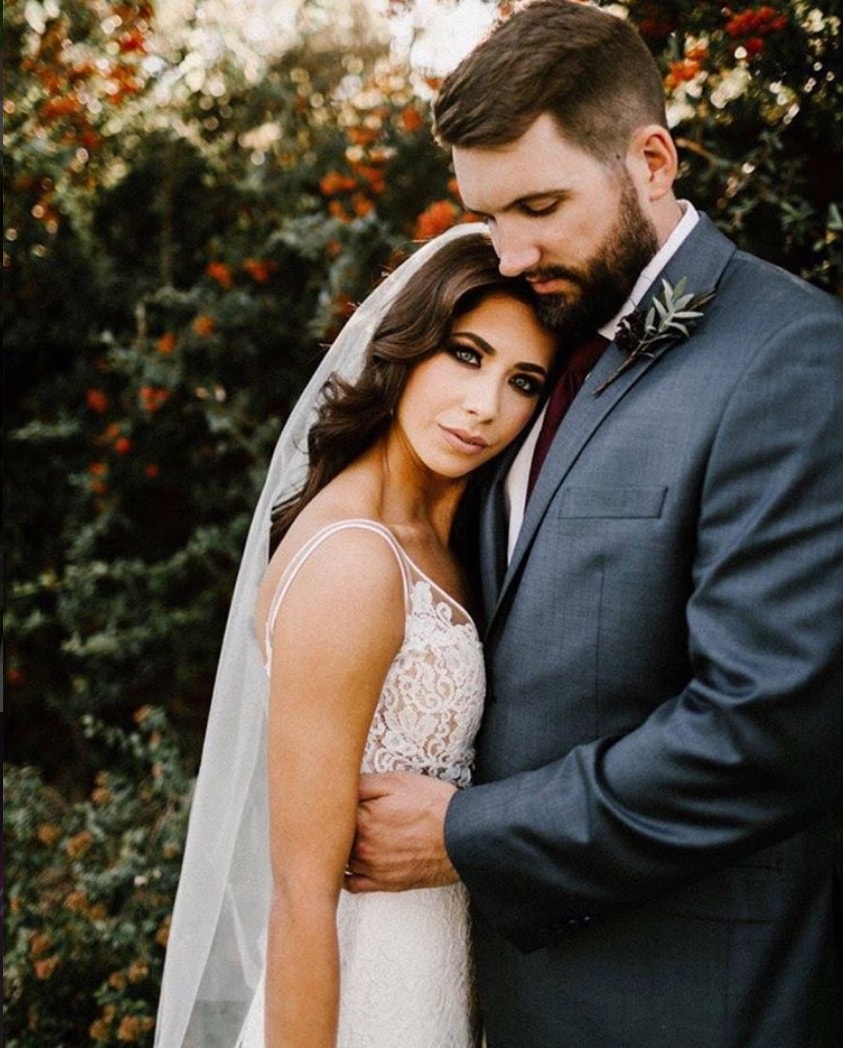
{"left": 529, "top": 174, "right": 659, "bottom": 342}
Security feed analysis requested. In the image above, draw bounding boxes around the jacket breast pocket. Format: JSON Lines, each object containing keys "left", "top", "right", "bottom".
{"left": 658, "top": 862, "right": 785, "bottom": 923}
{"left": 555, "top": 485, "right": 668, "bottom": 519}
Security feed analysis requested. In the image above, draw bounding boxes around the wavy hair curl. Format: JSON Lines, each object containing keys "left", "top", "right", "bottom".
{"left": 270, "top": 232, "right": 538, "bottom": 552}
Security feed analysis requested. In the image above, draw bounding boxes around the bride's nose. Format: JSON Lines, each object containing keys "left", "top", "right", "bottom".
{"left": 462, "top": 375, "right": 500, "bottom": 420}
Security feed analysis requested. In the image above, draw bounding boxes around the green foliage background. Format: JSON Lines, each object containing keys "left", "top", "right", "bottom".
{"left": 4, "top": 0, "right": 841, "bottom": 1044}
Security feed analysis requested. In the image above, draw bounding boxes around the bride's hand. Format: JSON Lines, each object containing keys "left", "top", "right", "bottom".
{"left": 345, "top": 772, "right": 460, "bottom": 893}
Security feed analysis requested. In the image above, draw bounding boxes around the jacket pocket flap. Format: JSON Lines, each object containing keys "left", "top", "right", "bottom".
{"left": 659, "top": 863, "right": 785, "bottom": 923}
{"left": 556, "top": 485, "right": 668, "bottom": 519}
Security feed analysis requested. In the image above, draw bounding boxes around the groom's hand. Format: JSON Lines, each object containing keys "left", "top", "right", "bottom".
{"left": 345, "top": 772, "right": 460, "bottom": 892}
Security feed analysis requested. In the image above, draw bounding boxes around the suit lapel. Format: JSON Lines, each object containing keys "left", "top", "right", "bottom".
{"left": 478, "top": 471, "right": 506, "bottom": 617}
{"left": 485, "top": 214, "right": 736, "bottom": 637}
{"left": 479, "top": 439, "right": 523, "bottom": 618}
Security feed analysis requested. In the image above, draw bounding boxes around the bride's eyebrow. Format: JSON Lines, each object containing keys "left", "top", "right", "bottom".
{"left": 450, "top": 332, "right": 494, "bottom": 354}
{"left": 451, "top": 332, "right": 548, "bottom": 376}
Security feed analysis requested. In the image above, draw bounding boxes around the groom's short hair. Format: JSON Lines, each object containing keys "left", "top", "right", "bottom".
{"left": 433, "top": 0, "right": 668, "bottom": 166}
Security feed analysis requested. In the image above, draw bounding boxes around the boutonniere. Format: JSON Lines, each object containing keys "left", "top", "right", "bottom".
{"left": 594, "top": 277, "right": 716, "bottom": 396}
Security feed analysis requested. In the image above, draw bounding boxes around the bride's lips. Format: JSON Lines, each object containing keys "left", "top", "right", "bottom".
{"left": 440, "top": 426, "right": 490, "bottom": 454}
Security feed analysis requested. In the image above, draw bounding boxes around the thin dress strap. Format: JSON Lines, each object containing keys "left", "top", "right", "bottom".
{"left": 263, "top": 519, "right": 411, "bottom": 672}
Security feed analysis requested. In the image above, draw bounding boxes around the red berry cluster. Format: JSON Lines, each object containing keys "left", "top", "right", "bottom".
{"left": 725, "top": 6, "right": 788, "bottom": 56}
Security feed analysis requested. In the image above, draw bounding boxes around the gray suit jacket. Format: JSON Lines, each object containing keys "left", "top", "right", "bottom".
{"left": 446, "top": 215, "right": 842, "bottom": 1047}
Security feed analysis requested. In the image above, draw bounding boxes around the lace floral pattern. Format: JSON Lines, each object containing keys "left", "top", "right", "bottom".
{"left": 362, "top": 578, "right": 484, "bottom": 787}
{"left": 241, "top": 521, "right": 485, "bottom": 1047}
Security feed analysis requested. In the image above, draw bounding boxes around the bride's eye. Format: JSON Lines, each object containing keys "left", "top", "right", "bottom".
{"left": 448, "top": 343, "right": 481, "bottom": 367}
{"left": 510, "top": 373, "right": 544, "bottom": 397}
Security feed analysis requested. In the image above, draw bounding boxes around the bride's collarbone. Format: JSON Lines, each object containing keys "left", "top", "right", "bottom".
{"left": 388, "top": 525, "right": 468, "bottom": 604}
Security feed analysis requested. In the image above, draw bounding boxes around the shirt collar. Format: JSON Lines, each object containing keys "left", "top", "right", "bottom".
{"left": 598, "top": 200, "right": 700, "bottom": 341}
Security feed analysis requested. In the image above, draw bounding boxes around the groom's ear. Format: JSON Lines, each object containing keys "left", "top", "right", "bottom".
{"left": 626, "top": 124, "right": 678, "bottom": 202}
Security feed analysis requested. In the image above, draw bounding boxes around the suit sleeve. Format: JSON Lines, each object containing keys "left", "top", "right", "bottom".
{"left": 445, "top": 308, "right": 843, "bottom": 951}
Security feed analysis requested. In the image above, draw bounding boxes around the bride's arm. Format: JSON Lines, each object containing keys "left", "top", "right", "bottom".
{"left": 263, "top": 527, "right": 406, "bottom": 1048}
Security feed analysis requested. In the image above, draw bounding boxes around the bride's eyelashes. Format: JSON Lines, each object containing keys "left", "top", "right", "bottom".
{"left": 447, "top": 342, "right": 482, "bottom": 367}
{"left": 445, "top": 342, "right": 545, "bottom": 399}
{"left": 510, "top": 372, "right": 545, "bottom": 397}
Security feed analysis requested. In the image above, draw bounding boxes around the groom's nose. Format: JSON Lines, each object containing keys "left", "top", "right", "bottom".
{"left": 493, "top": 226, "right": 542, "bottom": 277}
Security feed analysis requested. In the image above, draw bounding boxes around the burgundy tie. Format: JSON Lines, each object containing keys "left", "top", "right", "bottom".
{"left": 526, "top": 333, "right": 609, "bottom": 497}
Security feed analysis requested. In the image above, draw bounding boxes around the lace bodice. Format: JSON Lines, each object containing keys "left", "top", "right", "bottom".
{"left": 264, "top": 519, "right": 485, "bottom": 788}
{"left": 240, "top": 520, "right": 485, "bottom": 1048}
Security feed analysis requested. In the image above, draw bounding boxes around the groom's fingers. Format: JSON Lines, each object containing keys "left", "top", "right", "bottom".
{"left": 346, "top": 830, "right": 414, "bottom": 888}
{"left": 344, "top": 847, "right": 402, "bottom": 892}
{"left": 357, "top": 770, "right": 403, "bottom": 800}
{"left": 343, "top": 870, "right": 394, "bottom": 894}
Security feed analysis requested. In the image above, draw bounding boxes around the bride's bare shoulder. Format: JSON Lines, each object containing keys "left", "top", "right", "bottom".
{"left": 255, "top": 489, "right": 401, "bottom": 634}
{"left": 271, "top": 480, "right": 384, "bottom": 570}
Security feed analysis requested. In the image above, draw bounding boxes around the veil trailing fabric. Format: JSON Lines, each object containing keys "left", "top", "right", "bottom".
{"left": 154, "top": 222, "right": 487, "bottom": 1048}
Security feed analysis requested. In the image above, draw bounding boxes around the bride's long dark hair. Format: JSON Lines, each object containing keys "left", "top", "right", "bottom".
{"left": 269, "top": 231, "right": 538, "bottom": 554}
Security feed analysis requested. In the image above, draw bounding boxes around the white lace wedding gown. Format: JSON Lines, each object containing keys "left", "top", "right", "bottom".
{"left": 237, "top": 519, "right": 485, "bottom": 1048}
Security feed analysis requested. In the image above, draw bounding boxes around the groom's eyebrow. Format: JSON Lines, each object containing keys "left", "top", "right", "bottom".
{"left": 462, "top": 188, "right": 571, "bottom": 219}
{"left": 467, "top": 189, "right": 578, "bottom": 224}
{"left": 509, "top": 189, "right": 572, "bottom": 211}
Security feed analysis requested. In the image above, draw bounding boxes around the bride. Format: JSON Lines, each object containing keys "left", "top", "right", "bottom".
{"left": 154, "top": 224, "right": 556, "bottom": 1048}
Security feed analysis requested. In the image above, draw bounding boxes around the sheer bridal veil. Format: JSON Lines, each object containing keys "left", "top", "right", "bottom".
{"left": 154, "top": 222, "right": 486, "bottom": 1048}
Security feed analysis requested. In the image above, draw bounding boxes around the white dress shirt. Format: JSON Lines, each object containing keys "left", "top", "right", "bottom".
{"left": 504, "top": 202, "right": 700, "bottom": 560}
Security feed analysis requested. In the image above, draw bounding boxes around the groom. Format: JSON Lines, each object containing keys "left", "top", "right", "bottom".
{"left": 348, "top": 3, "right": 842, "bottom": 1046}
